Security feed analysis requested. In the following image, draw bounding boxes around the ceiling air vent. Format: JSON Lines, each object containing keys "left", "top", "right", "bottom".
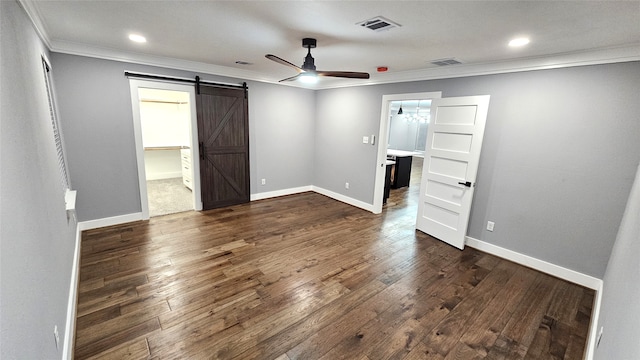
{"left": 357, "top": 16, "right": 401, "bottom": 32}
{"left": 431, "top": 58, "right": 462, "bottom": 66}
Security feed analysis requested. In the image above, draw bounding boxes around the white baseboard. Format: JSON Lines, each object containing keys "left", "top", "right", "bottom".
{"left": 78, "top": 212, "right": 143, "bottom": 231}
{"left": 464, "top": 236, "right": 604, "bottom": 360}
{"left": 585, "top": 282, "right": 604, "bottom": 360}
{"left": 312, "top": 186, "right": 375, "bottom": 213}
{"left": 67, "top": 212, "right": 142, "bottom": 357}
{"left": 145, "top": 172, "right": 182, "bottom": 181}
{"left": 62, "top": 224, "right": 82, "bottom": 360}
{"left": 465, "top": 236, "right": 602, "bottom": 290}
{"left": 250, "top": 185, "right": 376, "bottom": 214}
{"left": 69, "top": 200, "right": 605, "bottom": 359}
{"left": 78, "top": 187, "right": 374, "bottom": 231}
{"left": 65, "top": 186, "right": 372, "bottom": 358}
{"left": 250, "top": 185, "right": 313, "bottom": 201}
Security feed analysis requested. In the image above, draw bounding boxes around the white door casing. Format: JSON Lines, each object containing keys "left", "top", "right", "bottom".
{"left": 129, "top": 79, "right": 203, "bottom": 219}
{"left": 416, "top": 95, "right": 490, "bottom": 249}
{"left": 373, "top": 92, "right": 442, "bottom": 214}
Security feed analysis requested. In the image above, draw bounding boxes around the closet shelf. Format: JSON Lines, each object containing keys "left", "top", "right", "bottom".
{"left": 144, "top": 146, "right": 190, "bottom": 151}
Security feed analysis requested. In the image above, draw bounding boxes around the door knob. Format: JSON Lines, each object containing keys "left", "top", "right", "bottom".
{"left": 458, "top": 181, "right": 472, "bottom": 187}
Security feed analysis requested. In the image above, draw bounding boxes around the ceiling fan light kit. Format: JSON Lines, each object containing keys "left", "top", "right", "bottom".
{"left": 265, "top": 38, "right": 370, "bottom": 83}
{"left": 299, "top": 72, "right": 318, "bottom": 84}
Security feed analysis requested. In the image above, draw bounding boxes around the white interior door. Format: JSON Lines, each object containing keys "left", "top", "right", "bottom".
{"left": 416, "top": 95, "right": 490, "bottom": 249}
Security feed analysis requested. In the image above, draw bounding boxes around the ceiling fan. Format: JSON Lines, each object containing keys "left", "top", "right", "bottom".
{"left": 265, "top": 38, "right": 370, "bottom": 83}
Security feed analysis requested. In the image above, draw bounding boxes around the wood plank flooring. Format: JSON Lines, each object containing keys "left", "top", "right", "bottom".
{"left": 74, "top": 158, "right": 593, "bottom": 359}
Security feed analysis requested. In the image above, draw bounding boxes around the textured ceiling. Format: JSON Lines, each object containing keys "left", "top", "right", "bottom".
{"left": 24, "top": 0, "right": 640, "bottom": 88}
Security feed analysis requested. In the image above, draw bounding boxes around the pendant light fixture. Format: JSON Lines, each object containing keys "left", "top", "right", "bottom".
{"left": 397, "top": 102, "right": 403, "bottom": 115}
{"left": 416, "top": 100, "right": 425, "bottom": 123}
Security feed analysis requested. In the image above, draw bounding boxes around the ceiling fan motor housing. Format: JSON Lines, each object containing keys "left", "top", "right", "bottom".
{"left": 302, "top": 53, "right": 316, "bottom": 71}
{"left": 302, "top": 38, "right": 317, "bottom": 71}
{"left": 302, "top": 38, "right": 317, "bottom": 48}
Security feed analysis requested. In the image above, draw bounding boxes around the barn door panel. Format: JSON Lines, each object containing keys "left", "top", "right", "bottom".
{"left": 196, "top": 85, "right": 249, "bottom": 209}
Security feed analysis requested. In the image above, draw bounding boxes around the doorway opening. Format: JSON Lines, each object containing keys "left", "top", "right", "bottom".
{"left": 140, "top": 88, "right": 192, "bottom": 217}
{"left": 384, "top": 100, "right": 432, "bottom": 209}
{"left": 388, "top": 100, "right": 431, "bottom": 156}
{"left": 129, "top": 80, "right": 202, "bottom": 219}
{"left": 373, "top": 92, "right": 442, "bottom": 214}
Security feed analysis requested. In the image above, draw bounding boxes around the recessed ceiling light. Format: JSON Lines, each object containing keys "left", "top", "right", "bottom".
{"left": 508, "top": 37, "right": 530, "bottom": 47}
{"left": 128, "top": 34, "right": 147, "bottom": 43}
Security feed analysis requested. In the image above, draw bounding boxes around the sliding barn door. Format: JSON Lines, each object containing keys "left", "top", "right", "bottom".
{"left": 196, "top": 85, "right": 250, "bottom": 210}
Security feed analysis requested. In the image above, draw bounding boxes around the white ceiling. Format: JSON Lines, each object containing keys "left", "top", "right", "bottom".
{"left": 22, "top": 0, "right": 640, "bottom": 89}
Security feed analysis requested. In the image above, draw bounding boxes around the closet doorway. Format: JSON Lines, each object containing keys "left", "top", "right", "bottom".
{"left": 130, "top": 80, "right": 203, "bottom": 219}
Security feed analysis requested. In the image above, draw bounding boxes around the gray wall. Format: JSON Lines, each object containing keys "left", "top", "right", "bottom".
{"left": 315, "top": 62, "right": 640, "bottom": 278}
{"left": 249, "top": 81, "right": 315, "bottom": 191}
{"left": 50, "top": 53, "right": 316, "bottom": 221}
{"left": 388, "top": 114, "right": 422, "bottom": 152}
{"left": 314, "top": 86, "right": 382, "bottom": 202}
{"left": 4, "top": 1, "right": 639, "bottom": 357}
{"left": 51, "top": 49, "right": 639, "bottom": 279}
{"left": 1, "top": 1, "right": 77, "bottom": 358}
{"left": 594, "top": 162, "right": 640, "bottom": 360}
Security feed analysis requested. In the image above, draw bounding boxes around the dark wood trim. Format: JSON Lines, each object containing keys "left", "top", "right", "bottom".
{"left": 124, "top": 71, "right": 246, "bottom": 90}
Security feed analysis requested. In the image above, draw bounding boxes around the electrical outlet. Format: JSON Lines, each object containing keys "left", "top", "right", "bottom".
{"left": 345, "top": 182, "right": 350, "bottom": 189}
{"left": 261, "top": 178, "right": 266, "bottom": 185}
{"left": 53, "top": 325, "right": 59, "bottom": 350}
{"left": 486, "top": 221, "right": 495, "bottom": 232}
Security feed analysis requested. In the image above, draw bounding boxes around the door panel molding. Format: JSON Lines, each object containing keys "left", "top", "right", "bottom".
{"left": 206, "top": 97, "right": 240, "bottom": 145}
{"left": 416, "top": 95, "right": 490, "bottom": 249}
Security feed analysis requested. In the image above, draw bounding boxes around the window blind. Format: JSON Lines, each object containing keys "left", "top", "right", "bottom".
{"left": 42, "top": 57, "right": 70, "bottom": 191}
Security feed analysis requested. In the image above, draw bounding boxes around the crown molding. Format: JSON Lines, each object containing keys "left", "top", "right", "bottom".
{"left": 50, "top": 39, "right": 640, "bottom": 90}
{"left": 18, "top": 0, "right": 52, "bottom": 48}
{"left": 20, "top": 0, "right": 640, "bottom": 90}
{"left": 49, "top": 39, "right": 275, "bottom": 84}
{"left": 316, "top": 43, "right": 640, "bottom": 90}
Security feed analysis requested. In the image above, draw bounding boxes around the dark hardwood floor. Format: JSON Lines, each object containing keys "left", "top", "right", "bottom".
{"left": 74, "top": 157, "right": 593, "bottom": 359}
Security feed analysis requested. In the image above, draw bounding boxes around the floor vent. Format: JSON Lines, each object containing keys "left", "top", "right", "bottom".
{"left": 431, "top": 58, "right": 463, "bottom": 66}
{"left": 357, "top": 16, "right": 401, "bottom": 32}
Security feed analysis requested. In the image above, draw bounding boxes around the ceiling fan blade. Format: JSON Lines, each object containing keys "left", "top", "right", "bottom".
{"left": 317, "top": 70, "right": 370, "bottom": 79}
{"left": 265, "top": 54, "right": 303, "bottom": 72}
{"left": 278, "top": 74, "right": 302, "bottom": 82}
